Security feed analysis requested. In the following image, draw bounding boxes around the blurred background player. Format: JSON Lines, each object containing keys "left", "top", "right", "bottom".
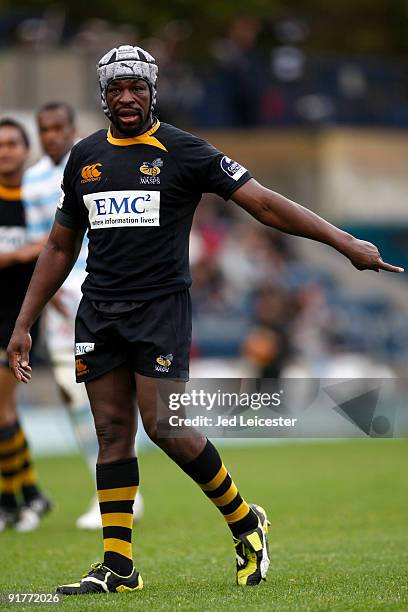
{"left": 23, "top": 102, "right": 144, "bottom": 529}
{"left": 0, "top": 118, "right": 51, "bottom": 532}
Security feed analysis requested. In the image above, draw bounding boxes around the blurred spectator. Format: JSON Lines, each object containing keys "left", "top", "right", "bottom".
{"left": 15, "top": 6, "right": 65, "bottom": 49}
{"left": 210, "top": 17, "right": 266, "bottom": 126}
{"left": 149, "top": 21, "right": 204, "bottom": 127}
{"left": 191, "top": 257, "right": 234, "bottom": 316}
{"left": 219, "top": 224, "right": 286, "bottom": 293}
{"left": 70, "top": 19, "right": 138, "bottom": 53}
{"left": 290, "top": 283, "right": 332, "bottom": 374}
{"left": 242, "top": 327, "right": 285, "bottom": 377}
{"left": 242, "top": 288, "right": 292, "bottom": 378}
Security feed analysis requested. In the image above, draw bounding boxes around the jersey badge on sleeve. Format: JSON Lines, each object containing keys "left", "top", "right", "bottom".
{"left": 220, "top": 156, "right": 247, "bottom": 181}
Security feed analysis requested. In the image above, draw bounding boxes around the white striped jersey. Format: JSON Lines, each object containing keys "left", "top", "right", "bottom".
{"left": 23, "top": 152, "right": 88, "bottom": 274}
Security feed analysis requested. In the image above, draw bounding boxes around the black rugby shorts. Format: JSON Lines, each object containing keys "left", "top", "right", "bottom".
{"left": 74, "top": 290, "right": 191, "bottom": 383}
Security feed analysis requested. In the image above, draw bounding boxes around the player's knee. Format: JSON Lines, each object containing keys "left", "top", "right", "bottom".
{"left": 143, "top": 417, "right": 179, "bottom": 453}
{"left": 142, "top": 417, "right": 159, "bottom": 443}
{"left": 142, "top": 412, "right": 171, "bottom": 444}
{"left": 94, "top": 415, "right": 133, "bottom": 451}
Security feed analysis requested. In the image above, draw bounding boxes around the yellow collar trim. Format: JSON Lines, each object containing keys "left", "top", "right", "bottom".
{"left": 107, "top": 121, "right": 167, "bottom": 152}
{"left": 0, "top": 184, "right": 22, "bottom": 201}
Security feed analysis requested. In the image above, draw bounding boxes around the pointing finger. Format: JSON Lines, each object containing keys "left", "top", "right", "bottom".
{"left": 377, "top": 261, "right": 405, "bottom": 273}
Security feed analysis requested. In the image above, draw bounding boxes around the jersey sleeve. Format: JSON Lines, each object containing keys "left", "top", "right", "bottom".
{"left": 177, "top": 133, "right": 252, "bottom": 201}
{"left": 23, "top": 175, "right": 57, "bottom": 243}
{"left": 55, "top": 150, "right": 87, "bottom": 230}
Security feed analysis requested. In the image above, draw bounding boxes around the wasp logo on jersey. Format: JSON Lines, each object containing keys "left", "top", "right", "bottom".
{"left": 155, "top": 353, "right": 173, "bottom": 373}
{"left": 139, "top": 158, "right": 162, "bottom": 185}
{"left": 83, "top": 190, "right": 160, "bottom": 229}
{"left": 81, "top": 163, "right": 102, "bottom": 183}
{"left": 140, "top": 158, "right": 163, "bottom": 176}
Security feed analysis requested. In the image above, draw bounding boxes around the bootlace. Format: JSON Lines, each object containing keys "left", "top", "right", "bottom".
{"left": 81, "top": 562, "right": 104, "bottom": 578}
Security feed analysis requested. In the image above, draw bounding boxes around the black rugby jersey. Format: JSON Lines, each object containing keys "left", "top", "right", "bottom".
{"left": 55, "top": 120, "right": 252, "bottom": 301}
{"left": 0, "top": 184, "right": 35, "bottom": 309}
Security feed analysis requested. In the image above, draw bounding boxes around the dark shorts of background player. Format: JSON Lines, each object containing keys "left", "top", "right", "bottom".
{"left": 0, "top": 304, "right": 39, "bottom": 368}
{"left": 74, "top": 290, "right": 192, "bottom": 383}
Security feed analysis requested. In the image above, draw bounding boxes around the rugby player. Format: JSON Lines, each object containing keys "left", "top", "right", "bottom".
{"left": 7, "top": 46, "right": 403, "bottom": 595}
{"left": 0, "top": 119, "right": 51, "bottom": 532}
{"left": 24, "top": 102, "right": 144, "bottom": 530}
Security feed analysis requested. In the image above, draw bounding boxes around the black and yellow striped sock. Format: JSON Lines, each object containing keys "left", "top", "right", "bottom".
{"left": 0, "top": 421, "right": 41, "bottom": 508}
{"left": 97, "top": 457, "right": 138, "bottom": 576}
{"left": 178, "top": 439, "right": 258, "bottom": 538}
{"left": 0, "top": 421, "right": 24, "bottom": 509}
{"left": 16, "top": 424, "right": 40, "bottom": 503}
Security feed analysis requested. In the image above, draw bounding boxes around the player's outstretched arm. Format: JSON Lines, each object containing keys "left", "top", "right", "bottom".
{"left": 7, "top": 221, "right": 84, "bottom": 383}
{"left": 232, "top": 179, "right": 404, "bottom": 274}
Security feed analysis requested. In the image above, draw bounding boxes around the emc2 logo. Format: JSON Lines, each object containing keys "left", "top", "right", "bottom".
{"left": 83, "top": 190, "right": 160, "bottom": 229}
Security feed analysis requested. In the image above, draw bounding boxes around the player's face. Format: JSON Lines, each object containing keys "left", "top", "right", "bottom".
{"left": 106, "top": 79, "right": 151, "bottom": 136}
{"left": 0, "top": 126, "right": 28, "bottom": 177}
{"left": 38, "top": 108, "right": 75, "bottom": 164}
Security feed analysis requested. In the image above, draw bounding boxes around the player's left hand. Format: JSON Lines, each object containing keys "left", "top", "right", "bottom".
{"left": 344, "top": 238, "right": 404, "bottom": 273}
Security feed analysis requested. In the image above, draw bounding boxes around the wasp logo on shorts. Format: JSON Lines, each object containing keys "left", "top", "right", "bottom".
{"left": 75, "top": 358, "right": 89, "bottom": 376}
{"left": 81, "top": 163, "right": 102, "bottom": 183}
{"left": 155, "top": 353, "right": 173, "bottom": 373}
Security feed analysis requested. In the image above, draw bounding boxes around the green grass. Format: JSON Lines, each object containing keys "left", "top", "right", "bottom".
{"left": 1, "top": 441, "right": 408, "bottom": 611}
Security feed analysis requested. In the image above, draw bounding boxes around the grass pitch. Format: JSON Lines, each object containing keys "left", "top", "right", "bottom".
{"left": 1, "top": 440, "right": 407, "bottom": 611}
